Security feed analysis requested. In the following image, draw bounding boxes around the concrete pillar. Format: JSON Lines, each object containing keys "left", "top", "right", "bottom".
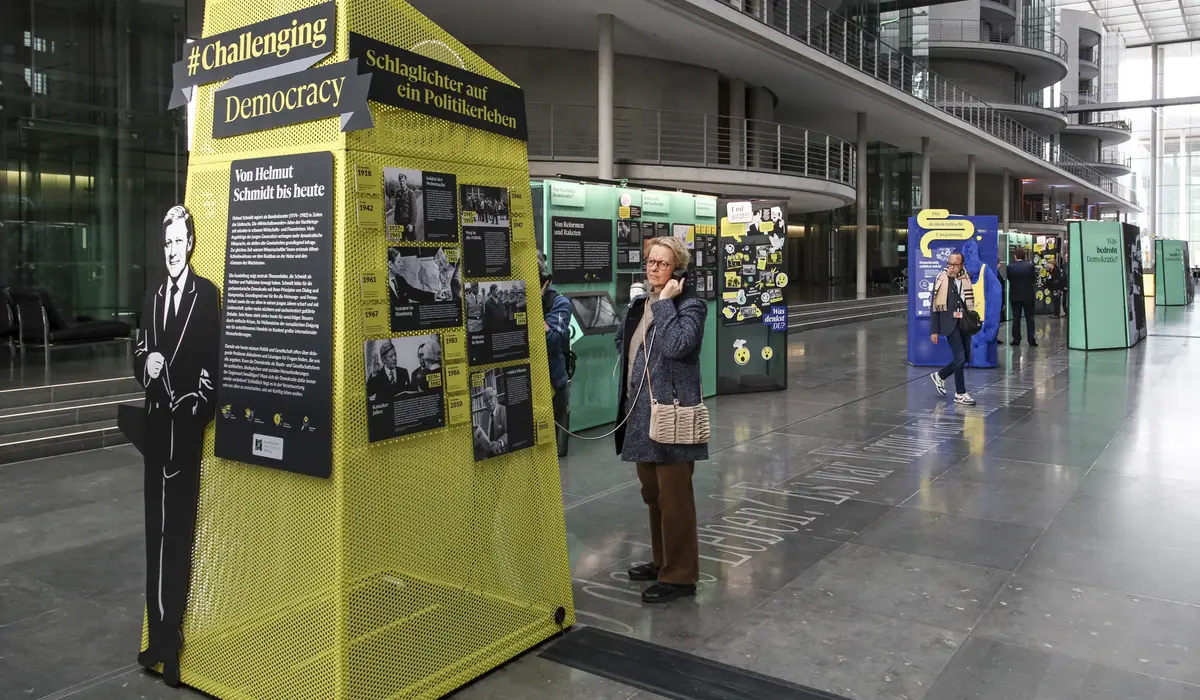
{"left": 1001, "top": 168, "right": 1011, "bottom": 231}
{"left": 1083, "top": 197, "right": 1090, "bottom": 220}
{"left": 856, "top": 113, "right": 868, "bottom": 299}
{"left": 747, "top": 86, "right": 775, "bottom": 169}
{"left": 921, "top": 137, "right": 931, "bottom": 210}
{"left": 967, "top": 154, "right": 977, "bottom": 216}
{"left": 1049, "top": 186, "right": 1057, "bottom": 223}
{"left": 1150, "top": 43, "right": 1159, "bottom": 235}
{"left": 1068, "top": 192, "right": 1075, "bottom": 218}
{"left": 729, "top": 78, "right": 746, "bottom": 168}
{"left": 598, "top": 14, "right": 615, "bottom": 180}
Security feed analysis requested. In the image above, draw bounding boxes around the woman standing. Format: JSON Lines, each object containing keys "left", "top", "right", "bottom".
{"left": 615, "top": 236, "right": 708, "bottom": 604}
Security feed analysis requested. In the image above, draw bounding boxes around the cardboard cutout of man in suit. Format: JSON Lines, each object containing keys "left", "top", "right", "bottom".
{"left": 133, "top": 205, "right": 221, "bottom": 687}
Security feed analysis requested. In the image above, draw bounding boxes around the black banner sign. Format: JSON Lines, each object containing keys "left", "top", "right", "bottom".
{"left": 212, "top": 59, "right": 372, "bottom": 138}
{"left": 349, "top": 32, "right": 528, "bottom": 141}
{"left": 169, "top": 1, "right": 336, "bottom": 109}
{"left": 215, "top": 151, "right": 334, "bottom": 478}
{"left": 551, "top": 216, "right": 613, "bottom": 284}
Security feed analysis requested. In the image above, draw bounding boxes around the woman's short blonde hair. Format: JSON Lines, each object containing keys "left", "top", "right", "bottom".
{"left": 649, "top": 236, "right": 691, "bottom": 270}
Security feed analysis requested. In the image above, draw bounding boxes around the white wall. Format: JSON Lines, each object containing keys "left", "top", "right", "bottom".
{"left": 472, "top": 46, "right": 720, "bottom": 115}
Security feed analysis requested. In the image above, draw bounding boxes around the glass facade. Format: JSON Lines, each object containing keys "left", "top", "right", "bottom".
{"left": 1, "top": 0, "right": 188, "bottom": 322}
{"left": 786, "top": 143, "right": 915, "bottom": 302}
{"left": 1121, "top": 40, "right": 1200, "bottom": 247}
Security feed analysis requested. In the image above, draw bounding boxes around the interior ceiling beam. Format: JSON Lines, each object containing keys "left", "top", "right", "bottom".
{"left": 1131, "top": 0, "right": 1154, "bottom": 42}
{"left": 1179, "top": 0, "right": 1195, "bottom": 39}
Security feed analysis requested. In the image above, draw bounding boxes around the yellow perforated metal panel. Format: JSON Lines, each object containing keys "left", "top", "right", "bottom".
{"left": 141, "top": 1, "right": 575, "bottom": 698}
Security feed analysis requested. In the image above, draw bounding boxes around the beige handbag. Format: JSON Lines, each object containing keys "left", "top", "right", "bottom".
{"left": 642, "top": 328, "right": 710, "bottom": 445}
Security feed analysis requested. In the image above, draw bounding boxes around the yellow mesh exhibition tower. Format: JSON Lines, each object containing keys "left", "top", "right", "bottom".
{"left": 149, "top": 1, "right": 575, "bottom": 697}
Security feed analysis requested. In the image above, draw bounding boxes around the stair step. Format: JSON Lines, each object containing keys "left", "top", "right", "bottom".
{"left": 0, "top": 419, "right": 127, "bottom": 466}
{"left": 788, "top": 308, "right": 906, "bottom": 334}
{"left": 0, "top": 394, "right": 143, "bottom": 437}
{"left": 0, "top": 376, "right": 141, "bottom": 410}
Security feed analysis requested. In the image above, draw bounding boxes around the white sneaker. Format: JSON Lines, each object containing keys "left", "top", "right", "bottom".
{"left": 931, "top": 372, "right": 947, "bottom": 396}
{"left": 955, "top": 393, "right": 976, "bottom": 405}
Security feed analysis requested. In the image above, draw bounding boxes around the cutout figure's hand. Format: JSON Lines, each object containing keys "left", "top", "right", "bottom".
{"left": 146, "top": 352, "right": 166, "bottom": 379}
{"left": 173, "top": 392, "right": 200, "bottom": 416}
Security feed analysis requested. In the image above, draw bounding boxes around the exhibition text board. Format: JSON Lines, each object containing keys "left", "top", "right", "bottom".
{"left": 907, "top": 210, "right": 1000, "bottom": 368}
{"left": 539, "top": 179, "right": 718, "bottom": 430}
{"left": 715, "top": 198, "right": 788, "bottom": 394}
{"left": 215, "top": 151, "right": 334, "bottom": 478}
{"left": 159, "top": 2, "right": 576, "bottom": 699}
{"left": 1068, "top": 221, "right": 1147, "bottom": 350}
{"left": 1155, "top": 239, "right": 1194, "bottom": 307}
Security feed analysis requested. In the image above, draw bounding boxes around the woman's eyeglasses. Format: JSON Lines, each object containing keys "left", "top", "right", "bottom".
{"left": 646, "top": 259, "right": 672, "bottom": 270}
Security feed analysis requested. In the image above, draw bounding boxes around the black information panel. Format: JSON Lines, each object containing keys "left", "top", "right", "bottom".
{"left": 216, "top": 151, "right": 334, "bottom": 478}
{"left": 551, "top": 216, "right": 613, "bottom": 284}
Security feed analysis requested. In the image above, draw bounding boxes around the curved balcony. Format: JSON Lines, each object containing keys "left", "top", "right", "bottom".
{"left": 1063, "top": 111, "right": 1133, "bottom": 144}
{"left": 980, "top": 0, "right": 1017, "bottom": 20}
{"left": 1089, "top": 150, "right": 1133, "bottom": 176}
{"left": 1063, "top": 87, "right": 1099, "bottom": 106}
{"left": 1078, "top": 45, "right": 1100, "bottom": 80}
{"left": 526, "top": 104, "right": 856, "bottom": 213}
{"left": 926, "top": 20, "right": 1069, "bottom": 89}
{"left": 940, "top": 84, "right": 1068, "bottom": 135}
{"left": 715, "top": 0, "right": 1134, "bottom": 206}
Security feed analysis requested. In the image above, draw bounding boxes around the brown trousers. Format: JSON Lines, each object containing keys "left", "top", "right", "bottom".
{"left": 636, "top": 461, "right": 700, "bottom": 585}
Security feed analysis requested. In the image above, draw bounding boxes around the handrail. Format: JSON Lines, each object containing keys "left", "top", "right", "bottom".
{"left": 716, "top": 0, "right": 1133, "bottom": 204}
{"left": 1080, "top": 45, "right": 1100, "bottom": 64}
{"left": 526, "top": 103, "right": 857, "bottom": 187}
{"left": 942, "top": 83, "right": 1068, "bottom": 112}
{"left": 1097, "top": 150, "right": 1132, "bottom": 168}
{"left": 1063, "top": 88, "right": 1099, "bottom": 105}
{"left": 1070, "top": 110, "right": 1133, "bottom": 131}
{"left": 926, "top": 19, "right": 1069, "bottom": 59}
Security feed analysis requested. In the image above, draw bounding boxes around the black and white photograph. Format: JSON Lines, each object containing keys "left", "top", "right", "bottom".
{"left": 461, "top": 184, "right": 512, "bottom": 278}
{"left": 383, "top": 167, "right": 459, "bottom": 243}
{"left": 470, "top": 364, "right": 535, "bottom": 462}
{"left": 364, "top": 334, "right": 446, "bottom": 443}
{"left": 388, "top": 246, "right": 464, "bottom": 332}
{"left": 466, "top": 279, "right": 529, "bottom": 365}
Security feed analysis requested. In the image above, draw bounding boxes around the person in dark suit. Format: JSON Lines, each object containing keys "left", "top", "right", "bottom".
{"left": 409, "top": 340, "right": 441, "bottom": 393}
{"left": 133, "top": 205, "right": 220, "bottom": 687}
{"left": 367, "top": 341, "right": 410, "bottom": 400}
{"left": 472, "top": 386, "right": 507, "bottom": 458}
{"left": 484, "top": 284, "right": 507, "bottom": 329}
{"left": 1006, "top": 249, "right": 1038, "bottom": 346}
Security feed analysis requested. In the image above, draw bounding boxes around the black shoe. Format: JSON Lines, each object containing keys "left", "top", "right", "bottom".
{"left": 1011, "top": 340, "right": 1021, "bottom": 346}
{"left": 1029, "top": 342, "right": 1039, "bottom": 347}
{"left": 137, "top": 648, "right": 160, "bottom": 670}
{"left": 641, "top": 582, "right": 696, "bottom": 604}
{"left": 161, "top": 652, "right": 181, "bottom": 687}
{"left": 627, "top": 562, "right": 660, "bottom": 582}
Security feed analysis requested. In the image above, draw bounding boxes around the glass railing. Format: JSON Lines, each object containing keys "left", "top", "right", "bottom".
{"left": 713, "top": 0, "right": 1133, "bottom": 204}
{"left": 526, "top": 104, "right": 857, "bottom": 187}
{"left": 926, "top": 19, "right": 1069, "bottom": 59}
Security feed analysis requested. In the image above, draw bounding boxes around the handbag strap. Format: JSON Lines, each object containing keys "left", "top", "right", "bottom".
{"left": 642, "top": 326, "right": 660, "bottom": 404}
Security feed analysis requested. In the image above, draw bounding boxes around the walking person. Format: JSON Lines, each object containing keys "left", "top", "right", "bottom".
{"left": 929, "top": 252, "right": 977, "bottom": 406}
{"left": 1047, "top": 258, "right": 1065, "bottom": 318}
{"left": 615, "top": 236, "right": 708, "bottom": 604}
{"left": 539, "top": 254, "right": 573, "bottom": 458}
{"left": 1006, "top": 249, "right": 1038, "bottom": 346}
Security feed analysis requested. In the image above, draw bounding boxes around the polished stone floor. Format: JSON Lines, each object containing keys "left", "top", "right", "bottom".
{"left": 6, "top": 307, "right": 1200, "bottom": 699}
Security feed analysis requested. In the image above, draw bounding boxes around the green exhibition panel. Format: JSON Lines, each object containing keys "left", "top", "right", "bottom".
{"left": 538, "top": 179, "right": 719, "bottom": 431}
{"left": 1068, "top": 221, "right": 1148, "bottom": 350}
{"left": 1155, "top": 239, "right": 1195, "bottom": 306}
